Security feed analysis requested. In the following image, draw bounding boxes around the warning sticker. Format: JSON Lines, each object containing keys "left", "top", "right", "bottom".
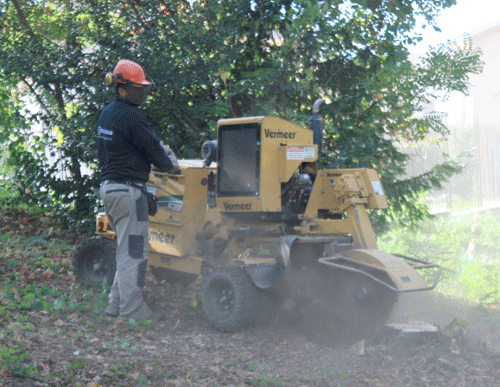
{"left": 286, "top": 146, "right": 305, "bottom": 160}
{"left": 372, "top": 181, "right": 384, "bottom": 195}
{"left": 158, "top": 195, "right": 183, "bottom": 212}
{"left": 304, "top": 147, "right": 315, "bottom": 159}
{"left": 286, "top": 146, "right": 316, "bottom": 160}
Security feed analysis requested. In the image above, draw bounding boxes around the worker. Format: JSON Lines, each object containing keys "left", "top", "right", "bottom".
{"left": 97, "top": 59, "right": 177, "bottom": 320}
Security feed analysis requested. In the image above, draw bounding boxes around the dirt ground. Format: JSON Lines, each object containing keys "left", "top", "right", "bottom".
{"left": 390, "top": 291, "right": 500, "bottom": 352}
{"left": 1, "top": 210, "right": 500, "bottom": 386}
{"left": 2, "top": 272, "right": 500, "bottom": 387}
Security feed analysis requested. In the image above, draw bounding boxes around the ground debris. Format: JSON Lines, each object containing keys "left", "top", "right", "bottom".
{"left": 1, "top": 209, "right": 500, "bottom": 387}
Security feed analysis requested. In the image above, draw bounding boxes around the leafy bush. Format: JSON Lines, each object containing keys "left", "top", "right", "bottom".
{"left": 0, "top": 0, "right": 483, "bottom": 231}
{"left": 378, "top": 204, "right": 500, "bottom": 303}
{"left": 0, "top": 146, "right": 17, "bottom": 206}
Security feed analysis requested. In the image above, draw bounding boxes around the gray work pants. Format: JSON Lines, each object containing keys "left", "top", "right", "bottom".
{"left": 99, "top": 181, "right": 152, "bottom": 319}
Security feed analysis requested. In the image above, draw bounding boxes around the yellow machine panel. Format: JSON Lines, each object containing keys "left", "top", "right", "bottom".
{"left": 304, "top": 168, "right": 388, "bottom": 218}
{"left": 147, "top": 165, "right": 217, "bottom": 257}
{"left": 216, "top": 116, "right": 317, "bottom": 213}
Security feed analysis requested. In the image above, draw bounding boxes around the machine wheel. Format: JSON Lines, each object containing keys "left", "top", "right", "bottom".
{"left": 73, "top": 237, "right": 116, "bottom": 287}
{"left": 201, "top": 266, "right": 257, "bottom": 332}
{"left": 151, "top": 267, "right": 198, "bottom": 287}
{"left": 336, "top": 273, "right": 397, "bottom": 344}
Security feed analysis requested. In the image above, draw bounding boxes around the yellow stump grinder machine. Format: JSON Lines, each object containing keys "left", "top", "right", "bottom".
{"left": 74, "top": 99, "right": 441, "bottom": 344}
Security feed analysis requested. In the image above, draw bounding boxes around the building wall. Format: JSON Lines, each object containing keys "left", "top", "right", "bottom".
{"left": 415, "top": 21, "right": 500, "bottom": 207}
{"left": 469, "top": 23, "right": 500, "bottom": 203}
{"left": 470, "top": 23, "right": 500, "bottom": 127}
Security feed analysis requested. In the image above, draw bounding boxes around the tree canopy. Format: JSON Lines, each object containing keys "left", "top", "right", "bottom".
{"left": 0, "top": 0, "right": 482, "bottom": 229}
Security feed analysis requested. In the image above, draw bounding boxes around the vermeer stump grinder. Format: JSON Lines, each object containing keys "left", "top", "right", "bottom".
{"left": 74, "top": 99, "right": 441, "bottom": 345}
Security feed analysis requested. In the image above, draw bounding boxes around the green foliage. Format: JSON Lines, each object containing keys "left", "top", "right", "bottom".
{"left": 253, "top": 372, "right": 282, "bottom": 387}
{"left": 0, "top": 0, "right": 483, "bottom": 228}
{"left": 0, "top": 344, "right": 36, "bottom": 376}
{"left": 0, "top": 229, "right": 113, "bottom": 377}
{"left": 373, "top": 154, "right": 468, "bottom": 233}
{"left": 0, "top": 144, "right": 17, "bottom": 206}
{"left": 66, "top": 359, "right": 87, "bottom": 375}
{"left": 314, "top": 367, "right": 333, "bottom": 378}
{"left": 445, "top": 317, "right": 469, "bottom": 340}
{"left": 248, "top": 360, "right": 258, "bottom": 371}
{"left": 379, "top": 205, "right": 500, "bottom": 303}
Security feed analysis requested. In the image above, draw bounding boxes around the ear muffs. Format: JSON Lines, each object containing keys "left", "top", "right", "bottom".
{"left": 105, "top": 72, "right": 114, "bottom": 86}
{"left": 105, "top": 72, "right": 127, "bottom": 86}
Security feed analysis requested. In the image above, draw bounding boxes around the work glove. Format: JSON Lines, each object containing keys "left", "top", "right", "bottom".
{"left": 160, "top": 141, "right": 179, "bottom": 169}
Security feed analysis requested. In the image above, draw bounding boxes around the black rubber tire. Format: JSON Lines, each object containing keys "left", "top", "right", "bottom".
{"left": 73, "top": 237, "right": 116, "bottom": 288}
{"left": 150, "top": 267, "right": 198, "bottom": 287}
{"left": 201, "top": 266, "right": 257, "bottom": 332}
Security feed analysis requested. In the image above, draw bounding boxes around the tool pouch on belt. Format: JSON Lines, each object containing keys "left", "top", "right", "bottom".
{"left": 129, "top": 183, "right": 158, "bottom": 216}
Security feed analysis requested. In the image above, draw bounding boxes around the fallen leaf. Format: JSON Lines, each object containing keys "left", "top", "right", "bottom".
{"left": 42, "top": 268, "right": 54, "bottom": 277}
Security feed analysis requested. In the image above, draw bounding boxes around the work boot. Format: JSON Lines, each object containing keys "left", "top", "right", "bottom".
{"left": 104, "top": 305, "right": 119, "bottom": 317}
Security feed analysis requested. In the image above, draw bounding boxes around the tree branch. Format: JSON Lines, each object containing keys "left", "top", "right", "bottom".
{"left": 10, "top": 0, "right": 66, "bottom": 115}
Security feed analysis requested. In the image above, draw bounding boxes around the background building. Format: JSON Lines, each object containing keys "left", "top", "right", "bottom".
{"left": 410, "top": 20, "right": 500, "bottom": 209}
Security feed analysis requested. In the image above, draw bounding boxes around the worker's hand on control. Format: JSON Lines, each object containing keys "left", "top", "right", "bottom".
{"left": 160, "top": 141, "right": 179, "bottom": 168}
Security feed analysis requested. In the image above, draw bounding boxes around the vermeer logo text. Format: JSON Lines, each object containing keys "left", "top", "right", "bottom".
{"left": 264, "top": 129, "right": 296, "bottom": 139}
{"left": 223, "top": 202, "right": 252, "bottom": 211}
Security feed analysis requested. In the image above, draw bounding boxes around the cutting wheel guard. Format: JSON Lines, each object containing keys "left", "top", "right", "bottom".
{"left": 318, "top": 253, "right": 442, "bottom": 293}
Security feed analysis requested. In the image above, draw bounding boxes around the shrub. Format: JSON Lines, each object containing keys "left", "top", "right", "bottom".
{"left": 378, "top": 205, "right": 500, "bottom": 303}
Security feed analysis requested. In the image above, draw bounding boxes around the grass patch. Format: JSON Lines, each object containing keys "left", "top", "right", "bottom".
{"left": 379, "top": 203, "right": 500, "bottom": 304}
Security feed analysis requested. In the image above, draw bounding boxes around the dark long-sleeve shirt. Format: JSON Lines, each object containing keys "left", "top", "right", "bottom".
{"left": 97, "top": 97, "right": 173, "bottom": 183}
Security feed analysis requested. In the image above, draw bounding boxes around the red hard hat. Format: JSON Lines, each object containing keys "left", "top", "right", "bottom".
{"left": 112, "top": 59, "right": 151, "bottom": 86}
